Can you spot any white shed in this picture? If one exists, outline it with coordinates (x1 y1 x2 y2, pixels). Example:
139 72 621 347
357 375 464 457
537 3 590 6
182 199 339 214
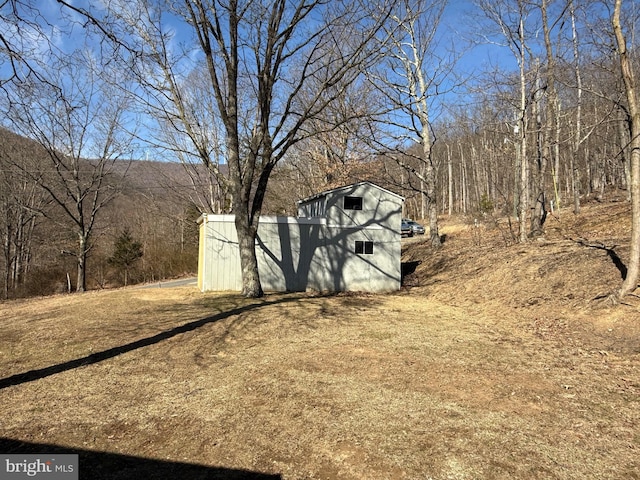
197 182 404 293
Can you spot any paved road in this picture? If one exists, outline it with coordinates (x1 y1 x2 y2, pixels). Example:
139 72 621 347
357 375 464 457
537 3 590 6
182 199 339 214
137 277 197 289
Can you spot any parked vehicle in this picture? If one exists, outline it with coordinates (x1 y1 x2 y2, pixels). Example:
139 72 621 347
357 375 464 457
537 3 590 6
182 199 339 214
401 220 414 237
407 220 425 235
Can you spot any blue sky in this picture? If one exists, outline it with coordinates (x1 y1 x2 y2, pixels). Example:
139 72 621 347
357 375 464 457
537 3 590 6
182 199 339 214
441 0 510 72
0 0 629 160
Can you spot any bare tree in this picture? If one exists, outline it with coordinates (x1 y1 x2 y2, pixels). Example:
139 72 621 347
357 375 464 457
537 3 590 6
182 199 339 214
96 0 393 297
4 50 134 292
149 66 231 215
569 0 584 215
612 0 640 299
529 0 562 238
476 0 532 243
366 0 454 247
0 129 51 298
0 0 53 90
286 76 384 197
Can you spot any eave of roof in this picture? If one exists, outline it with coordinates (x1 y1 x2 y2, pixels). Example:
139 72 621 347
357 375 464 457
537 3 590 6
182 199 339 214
296 181 405 205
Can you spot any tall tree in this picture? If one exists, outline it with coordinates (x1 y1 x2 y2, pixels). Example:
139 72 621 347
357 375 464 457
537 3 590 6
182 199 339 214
0 129 50 298
569 0 584 214
96 0 393 297
612 0 640 299
530 0 562 238
3 50 134 292
477 0 532 242
368 0 453 247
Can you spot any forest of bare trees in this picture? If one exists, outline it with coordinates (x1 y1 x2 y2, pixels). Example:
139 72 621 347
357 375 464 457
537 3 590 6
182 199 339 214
1 0 639 299
0 128 202 298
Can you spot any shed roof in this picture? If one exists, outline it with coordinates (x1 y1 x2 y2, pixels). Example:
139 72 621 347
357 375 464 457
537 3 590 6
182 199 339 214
197 213 325 225
296 181 404 206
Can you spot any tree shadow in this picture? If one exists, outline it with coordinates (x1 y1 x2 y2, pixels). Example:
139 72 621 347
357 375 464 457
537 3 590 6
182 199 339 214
0 295 299 390
574 239 628 280
401 261 420 284
256 184 403 293
605 248 628 280
0 438 281 479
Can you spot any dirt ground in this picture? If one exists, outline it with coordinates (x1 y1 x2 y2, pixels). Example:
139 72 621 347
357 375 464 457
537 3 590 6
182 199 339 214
0 198 639 479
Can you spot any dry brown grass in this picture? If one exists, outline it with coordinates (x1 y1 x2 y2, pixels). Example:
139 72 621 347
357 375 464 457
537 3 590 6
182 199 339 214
1 199 639 479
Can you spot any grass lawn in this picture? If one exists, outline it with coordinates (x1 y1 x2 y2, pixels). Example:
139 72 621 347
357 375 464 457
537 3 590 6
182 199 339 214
1 200 639 479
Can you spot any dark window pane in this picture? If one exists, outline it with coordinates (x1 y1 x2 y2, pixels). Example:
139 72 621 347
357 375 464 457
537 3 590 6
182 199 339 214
355 241 373 255
364 241 374 254
344 196 363 210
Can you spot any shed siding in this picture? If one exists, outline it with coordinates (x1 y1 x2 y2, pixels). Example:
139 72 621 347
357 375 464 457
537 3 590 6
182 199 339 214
325 184 401 229
297 197 326 218
198 220 205 291
258 217 327 291
199 182 403 293
199 215 242 291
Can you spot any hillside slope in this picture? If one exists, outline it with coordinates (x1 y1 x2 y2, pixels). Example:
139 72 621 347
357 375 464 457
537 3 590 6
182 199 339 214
402 198 640 353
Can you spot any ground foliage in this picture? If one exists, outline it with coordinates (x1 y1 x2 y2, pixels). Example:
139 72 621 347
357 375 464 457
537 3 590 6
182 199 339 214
0 199 638 479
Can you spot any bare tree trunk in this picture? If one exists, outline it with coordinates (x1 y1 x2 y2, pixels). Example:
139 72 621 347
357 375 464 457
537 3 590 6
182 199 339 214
531 0 559 236
235 215 262 298
227 121 263 298
618 107 632 201
613 0 640 299
530 62 547 237
460 143 468 214
420 178 425 220
76 234 87 292
447 144 453 216
517 21 529 243
422 133 441 247
1 219 11 299
553 97 562 211
471 144 481 210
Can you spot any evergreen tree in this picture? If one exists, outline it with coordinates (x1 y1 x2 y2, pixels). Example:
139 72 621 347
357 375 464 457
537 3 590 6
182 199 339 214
108 228 143 286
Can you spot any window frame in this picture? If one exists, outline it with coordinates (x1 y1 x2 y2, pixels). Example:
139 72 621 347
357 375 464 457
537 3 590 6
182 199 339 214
355 240 374 255
344 196 363 210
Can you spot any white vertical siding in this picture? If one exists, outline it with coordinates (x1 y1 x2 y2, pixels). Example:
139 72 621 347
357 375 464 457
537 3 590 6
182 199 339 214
198 183 404 293
199 215 242 291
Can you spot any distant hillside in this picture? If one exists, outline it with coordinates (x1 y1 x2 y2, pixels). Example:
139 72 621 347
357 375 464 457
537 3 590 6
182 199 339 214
0 129 205 297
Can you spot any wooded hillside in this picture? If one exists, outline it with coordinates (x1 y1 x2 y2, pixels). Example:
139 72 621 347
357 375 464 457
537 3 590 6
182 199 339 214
0 128 202 298
1 0 639 299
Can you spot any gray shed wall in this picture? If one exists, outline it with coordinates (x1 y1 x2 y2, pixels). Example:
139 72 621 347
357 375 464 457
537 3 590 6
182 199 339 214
199 182 403 293
322 183 402 230
199 219 401 293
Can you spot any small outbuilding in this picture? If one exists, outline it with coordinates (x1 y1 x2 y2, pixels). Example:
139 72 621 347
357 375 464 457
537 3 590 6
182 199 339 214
197 181 404 293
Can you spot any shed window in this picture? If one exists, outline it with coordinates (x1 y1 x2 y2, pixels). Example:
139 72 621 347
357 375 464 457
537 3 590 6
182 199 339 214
344 196 363 210
355 241 374 255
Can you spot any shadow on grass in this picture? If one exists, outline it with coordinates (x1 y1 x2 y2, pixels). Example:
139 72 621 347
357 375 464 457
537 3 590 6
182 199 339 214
401 261 420 278
0 438 281 479
574 238 628 280
0 295 300 390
